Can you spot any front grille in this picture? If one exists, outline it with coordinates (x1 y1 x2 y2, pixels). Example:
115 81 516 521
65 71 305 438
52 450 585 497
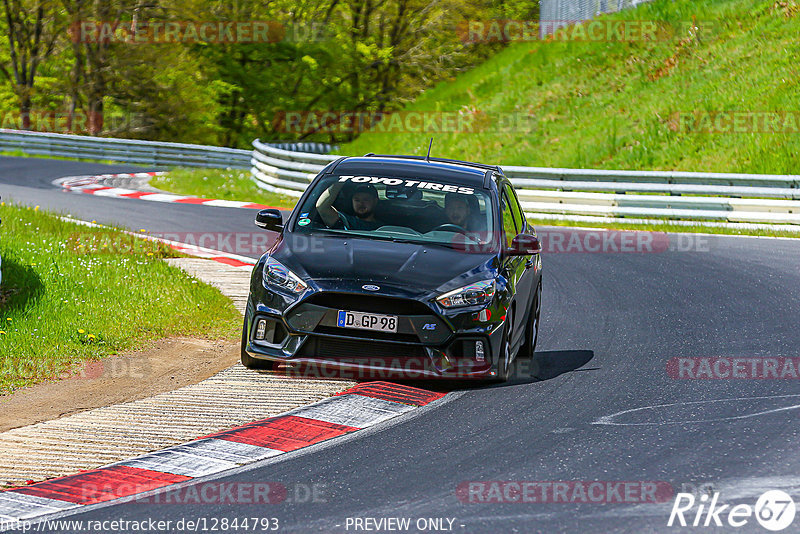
298 337 427 360
305 293 432 315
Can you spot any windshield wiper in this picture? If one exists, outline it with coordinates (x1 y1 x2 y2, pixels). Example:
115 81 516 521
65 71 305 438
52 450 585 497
304 229 481 249
387 237 482 249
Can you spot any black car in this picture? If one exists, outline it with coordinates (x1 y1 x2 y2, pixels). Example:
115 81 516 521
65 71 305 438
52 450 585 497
241 154 542 381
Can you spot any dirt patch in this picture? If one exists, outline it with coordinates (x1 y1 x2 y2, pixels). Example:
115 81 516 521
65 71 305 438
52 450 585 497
0 337 239 432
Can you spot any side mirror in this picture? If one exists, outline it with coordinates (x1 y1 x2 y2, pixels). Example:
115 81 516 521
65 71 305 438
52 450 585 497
255 209 283 232
508 233 541 256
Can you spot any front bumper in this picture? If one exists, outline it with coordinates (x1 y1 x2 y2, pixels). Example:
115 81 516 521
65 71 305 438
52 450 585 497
243 283 507 380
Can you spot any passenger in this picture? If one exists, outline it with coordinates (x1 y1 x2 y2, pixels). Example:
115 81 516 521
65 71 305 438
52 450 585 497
316 181 384 230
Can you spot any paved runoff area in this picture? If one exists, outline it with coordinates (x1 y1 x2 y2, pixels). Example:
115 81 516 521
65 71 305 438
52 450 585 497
0 258 356 488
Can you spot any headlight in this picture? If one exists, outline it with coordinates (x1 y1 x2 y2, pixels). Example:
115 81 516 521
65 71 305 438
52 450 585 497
263 256 308 293
436 280 495 308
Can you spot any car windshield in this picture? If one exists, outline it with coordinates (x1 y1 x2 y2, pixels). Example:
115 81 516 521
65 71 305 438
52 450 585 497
293 175 496 248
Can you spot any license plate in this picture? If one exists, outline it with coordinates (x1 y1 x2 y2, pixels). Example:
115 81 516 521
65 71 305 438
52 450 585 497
337 310 398 333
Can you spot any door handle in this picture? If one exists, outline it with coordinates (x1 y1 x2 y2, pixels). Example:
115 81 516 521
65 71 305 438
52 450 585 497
525 259 534 269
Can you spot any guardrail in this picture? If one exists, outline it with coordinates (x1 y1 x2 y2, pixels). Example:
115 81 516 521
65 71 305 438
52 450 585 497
539 0 654 37
0 129 253 169
266 141 338 154
3 130 796 227
250 139 800 226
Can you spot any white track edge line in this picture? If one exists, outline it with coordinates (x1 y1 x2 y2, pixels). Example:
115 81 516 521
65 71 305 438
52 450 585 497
56 215 258 265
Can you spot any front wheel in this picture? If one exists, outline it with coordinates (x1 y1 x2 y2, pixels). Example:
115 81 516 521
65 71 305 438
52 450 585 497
496 308 514 382
240 317 276 370
520 282 542 360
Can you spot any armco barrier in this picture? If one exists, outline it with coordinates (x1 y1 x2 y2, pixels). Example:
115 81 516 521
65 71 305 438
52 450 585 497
539 0 654 37
1 129 252 169
2 129 797 226
249 139 800 226
250 139 338 197
0 130 334 170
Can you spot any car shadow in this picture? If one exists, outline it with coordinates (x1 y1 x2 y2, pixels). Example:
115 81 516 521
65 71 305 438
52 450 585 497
423 349 596 391
510 349 596 384
268 350 595 393
353 350 596 392
0 254 44 314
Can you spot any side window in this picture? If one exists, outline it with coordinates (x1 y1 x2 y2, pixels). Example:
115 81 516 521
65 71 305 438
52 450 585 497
500 191 517 248
504 183 525 234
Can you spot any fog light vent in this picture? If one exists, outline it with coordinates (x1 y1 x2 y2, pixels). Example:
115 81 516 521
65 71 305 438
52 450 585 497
255 319 268 340
475 340 485 362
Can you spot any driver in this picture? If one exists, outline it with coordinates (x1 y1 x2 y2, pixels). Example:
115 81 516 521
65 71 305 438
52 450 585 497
444 192 480 231
316 181 384 230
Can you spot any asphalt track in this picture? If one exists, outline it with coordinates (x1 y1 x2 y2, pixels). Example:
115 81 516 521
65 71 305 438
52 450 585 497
2 155 800 533
0 156 255 234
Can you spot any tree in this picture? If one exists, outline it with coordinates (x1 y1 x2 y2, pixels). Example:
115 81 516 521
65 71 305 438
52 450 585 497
61 0 158 134
0 0 510 144
0 0 64 129
267 0 497 142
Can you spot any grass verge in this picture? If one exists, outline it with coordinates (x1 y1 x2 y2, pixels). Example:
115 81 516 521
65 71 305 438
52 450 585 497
152 168 297 209
337 0 800 175
0 202 240 394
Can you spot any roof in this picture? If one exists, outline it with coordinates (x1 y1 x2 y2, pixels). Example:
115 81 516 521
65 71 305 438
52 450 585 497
329 156 500 188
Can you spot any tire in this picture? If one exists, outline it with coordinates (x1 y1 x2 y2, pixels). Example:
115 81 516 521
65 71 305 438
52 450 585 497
240 317 276 370
496 308 514 382
519 282 542 360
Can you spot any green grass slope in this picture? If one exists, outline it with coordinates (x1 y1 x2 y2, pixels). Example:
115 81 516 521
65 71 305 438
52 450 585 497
0 203 240 393
339 0 800 174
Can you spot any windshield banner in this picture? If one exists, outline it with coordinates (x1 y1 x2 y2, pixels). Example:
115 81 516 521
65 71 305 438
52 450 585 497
337 175 475 195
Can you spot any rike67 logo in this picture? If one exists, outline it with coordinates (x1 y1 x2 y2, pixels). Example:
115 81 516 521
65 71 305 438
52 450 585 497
668 490 796 531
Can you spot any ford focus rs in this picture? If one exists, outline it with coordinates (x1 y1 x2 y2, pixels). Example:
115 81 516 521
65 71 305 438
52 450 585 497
241 154 542 381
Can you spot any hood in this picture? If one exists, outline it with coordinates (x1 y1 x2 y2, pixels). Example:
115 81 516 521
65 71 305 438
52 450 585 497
271 232 497 294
